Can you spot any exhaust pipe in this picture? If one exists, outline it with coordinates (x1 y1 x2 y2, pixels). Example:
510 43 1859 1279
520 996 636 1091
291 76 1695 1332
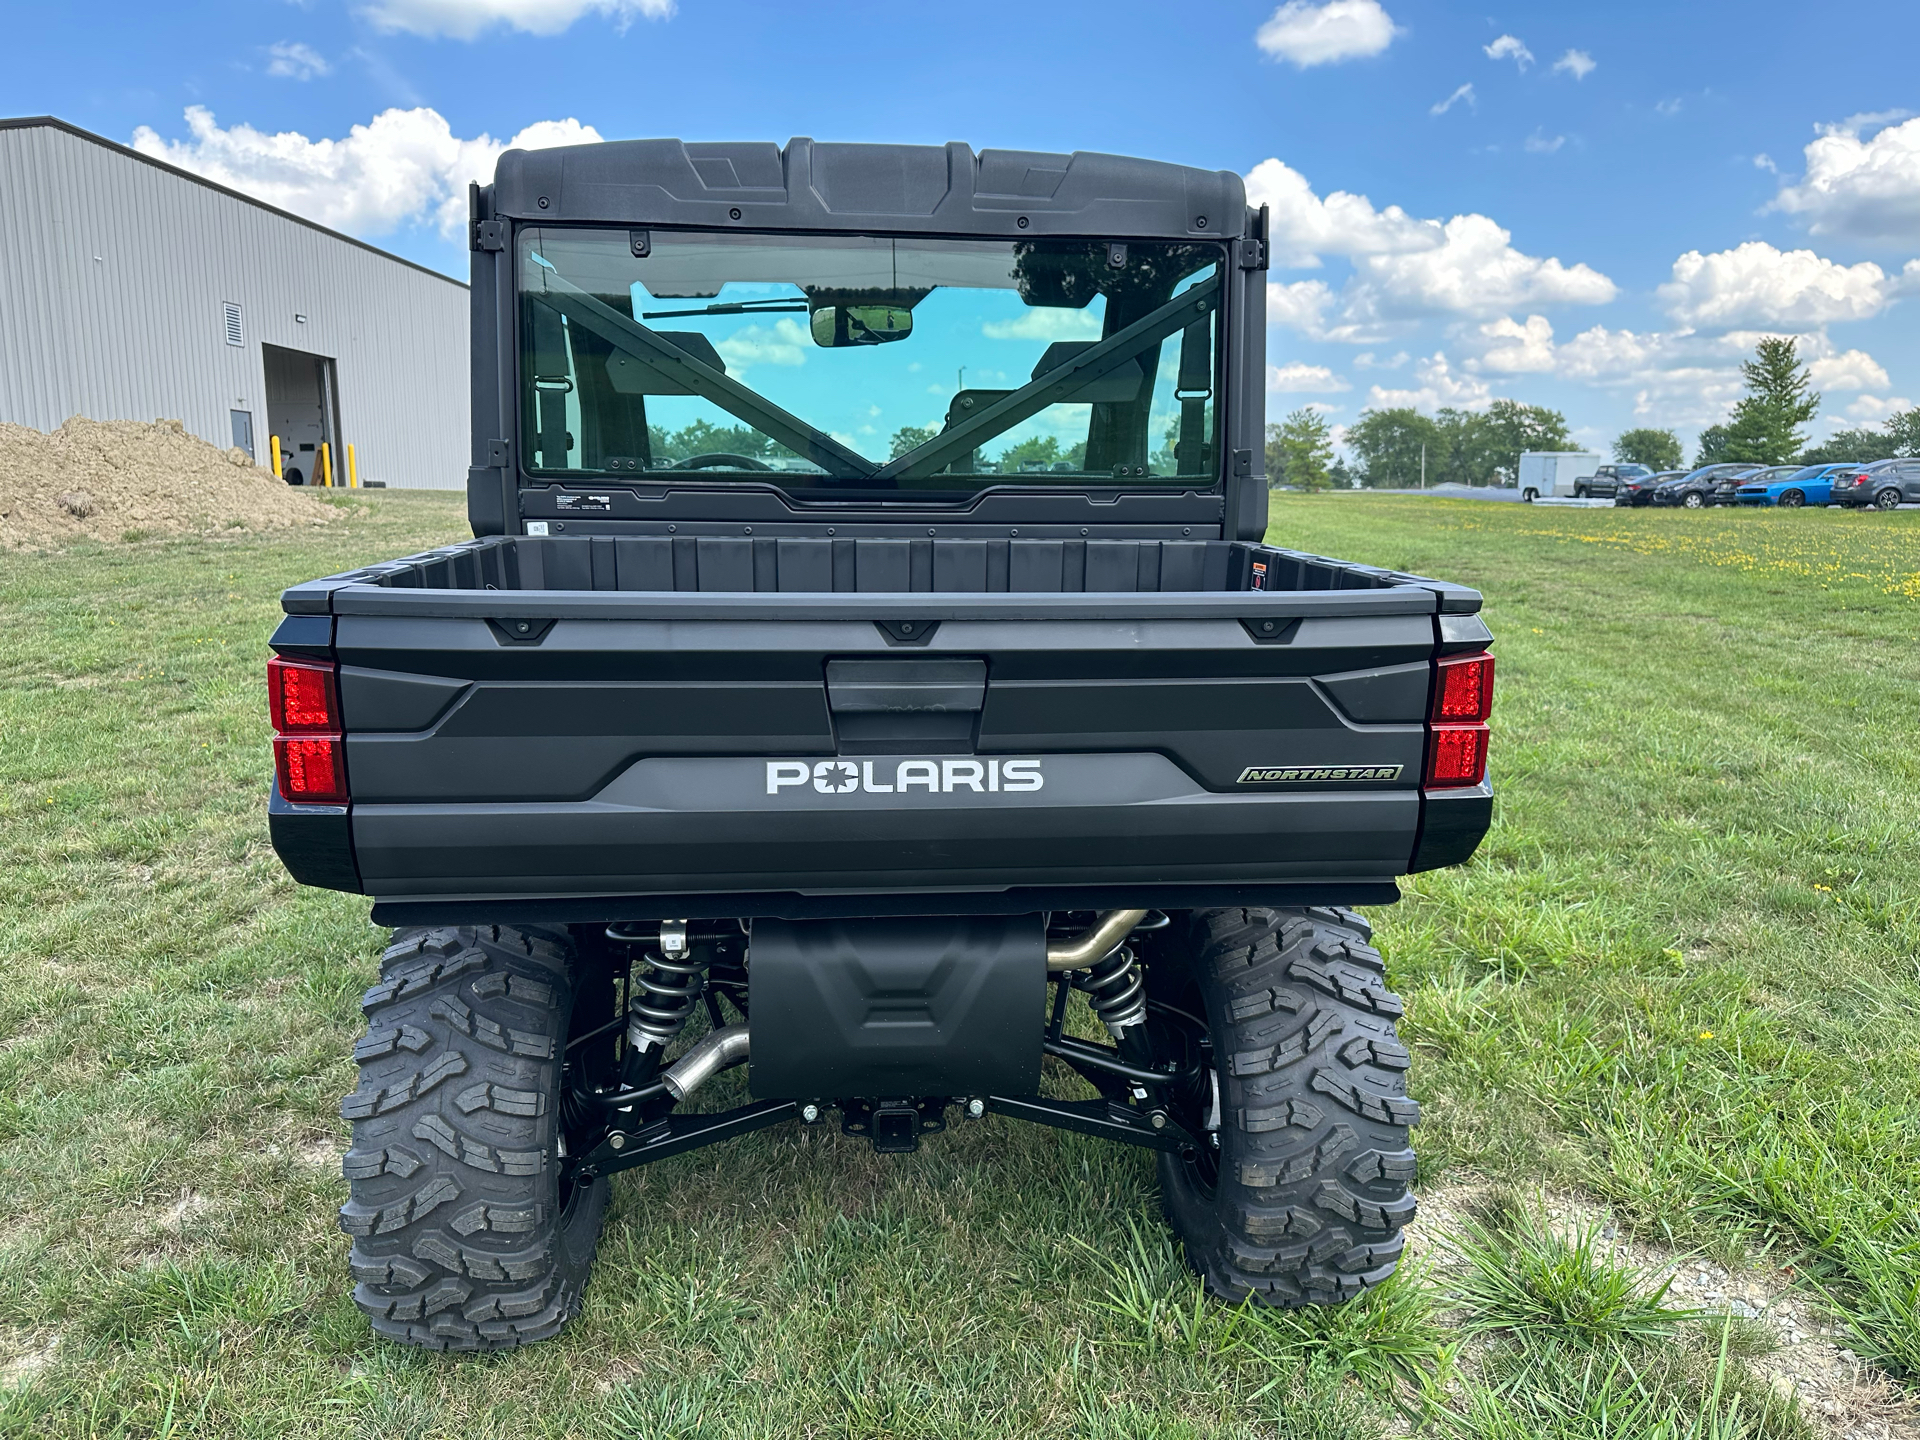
660 1024 749 1100
1045 909 1148 972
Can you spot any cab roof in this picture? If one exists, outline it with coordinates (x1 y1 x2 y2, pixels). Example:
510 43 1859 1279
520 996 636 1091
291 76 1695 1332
491 137 1249 242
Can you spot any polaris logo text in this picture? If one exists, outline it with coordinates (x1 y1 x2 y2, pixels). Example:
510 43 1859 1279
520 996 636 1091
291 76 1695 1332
1237 764 1404 783
768 759 1043 795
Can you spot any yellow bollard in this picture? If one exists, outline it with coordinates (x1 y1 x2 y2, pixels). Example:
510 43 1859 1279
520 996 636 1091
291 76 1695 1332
270 434 282 479
348 443 359 489
320 442 333 487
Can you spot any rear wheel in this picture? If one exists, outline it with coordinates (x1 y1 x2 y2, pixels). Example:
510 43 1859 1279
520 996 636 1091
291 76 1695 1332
1780 490 1805 508
1682 492 1705 509
1151 907 1417 1305
1875 488 1902 511
339 924 612 1350
1522 488 1537 503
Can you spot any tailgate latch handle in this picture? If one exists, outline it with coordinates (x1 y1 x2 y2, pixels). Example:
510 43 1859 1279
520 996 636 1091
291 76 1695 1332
825 659 986 714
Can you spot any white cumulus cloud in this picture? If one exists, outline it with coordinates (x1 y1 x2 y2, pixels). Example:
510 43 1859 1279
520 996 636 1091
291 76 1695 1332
1658 241 1892 328
265 42 330 80
981 309 1103 342
1267 362 1350 393
359 0 675 40
130 105 602 239
1264 279 1338 336
1806 348 1890 392
1844 394 1914 424
1431 84 1475 117
1474 314 1557 373
1365 352 1491 412
1770 115 1920 243
1245 160 1616 332
716 318 809 372
1484 34 1533 70
1244 158 1440 267
1346 212 1616 320
1552 49 1596 80
1255 0 1398 67
1555 325 1658 381
1525 131 1566 155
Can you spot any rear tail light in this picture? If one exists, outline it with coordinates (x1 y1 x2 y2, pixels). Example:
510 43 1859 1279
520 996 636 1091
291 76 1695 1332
268 656 347 803
274 735 349 803
1426 650 1494 788
1432 652 1495 722
1426 724 1490 787
268 657 339 732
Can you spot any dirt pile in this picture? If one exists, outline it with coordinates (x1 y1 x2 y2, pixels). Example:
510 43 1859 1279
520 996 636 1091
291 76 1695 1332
0 416 342 547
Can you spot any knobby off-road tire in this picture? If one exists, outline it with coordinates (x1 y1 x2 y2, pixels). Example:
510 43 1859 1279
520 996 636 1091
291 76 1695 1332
1156 907 1418 1305
338 924 610 1350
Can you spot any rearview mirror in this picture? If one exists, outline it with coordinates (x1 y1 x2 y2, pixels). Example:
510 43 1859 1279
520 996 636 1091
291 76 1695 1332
810 305 913 347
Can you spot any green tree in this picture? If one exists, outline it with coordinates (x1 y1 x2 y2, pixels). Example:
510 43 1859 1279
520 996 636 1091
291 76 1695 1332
1269 407 1334 490
1720 337 1820 464
1347 407 1447 488
998 435 1061 470
889 425 936 460
1430 408 1492 487
1475 399 1572 485
1695 424 1731 466
650 419 780 463
1328 455 1357 489
1425 401 1571 487
1799 427 1892 465
1883 407 1920 457
1613 427 1682 471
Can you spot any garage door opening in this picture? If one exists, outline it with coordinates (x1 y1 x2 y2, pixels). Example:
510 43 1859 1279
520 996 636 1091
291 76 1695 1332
263 343 344 486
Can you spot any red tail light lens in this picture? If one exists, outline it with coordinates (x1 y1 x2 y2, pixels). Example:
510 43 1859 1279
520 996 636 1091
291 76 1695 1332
268 657 339 732
1432 652 1495 722
1426 724 1490 787
269 656 346 803
274 735 348 803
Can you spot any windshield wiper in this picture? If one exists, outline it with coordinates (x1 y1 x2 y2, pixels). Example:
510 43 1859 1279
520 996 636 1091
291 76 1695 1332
640 299 809 320
533 271 877 479
875 275 1221 482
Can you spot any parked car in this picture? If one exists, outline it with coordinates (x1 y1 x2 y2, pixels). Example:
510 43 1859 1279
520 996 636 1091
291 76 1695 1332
1651 463 1762 508
1577 463 1655 500
1831 457 1920 510
1612 469 1681 506
1734 463 1850 507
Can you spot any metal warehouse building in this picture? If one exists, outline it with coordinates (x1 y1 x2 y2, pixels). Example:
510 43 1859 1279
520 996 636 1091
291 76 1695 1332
0 116 468 488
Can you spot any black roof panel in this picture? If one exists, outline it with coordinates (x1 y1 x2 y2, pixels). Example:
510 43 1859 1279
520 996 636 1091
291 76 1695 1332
493 137 1248 240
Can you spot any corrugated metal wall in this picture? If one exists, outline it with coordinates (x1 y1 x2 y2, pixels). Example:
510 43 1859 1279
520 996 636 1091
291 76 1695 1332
0 123 469 488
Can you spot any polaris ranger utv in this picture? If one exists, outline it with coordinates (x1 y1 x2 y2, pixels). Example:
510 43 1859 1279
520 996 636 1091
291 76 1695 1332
265 136 1494 1350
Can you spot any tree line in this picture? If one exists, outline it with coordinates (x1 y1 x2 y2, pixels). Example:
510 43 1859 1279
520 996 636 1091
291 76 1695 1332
1265 337 1919 490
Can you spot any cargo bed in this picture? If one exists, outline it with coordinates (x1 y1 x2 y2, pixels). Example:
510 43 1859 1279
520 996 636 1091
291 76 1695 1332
268 535 1493 922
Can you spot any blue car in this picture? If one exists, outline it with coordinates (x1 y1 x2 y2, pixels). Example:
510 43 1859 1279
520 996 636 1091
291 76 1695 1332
1734 463 1849 507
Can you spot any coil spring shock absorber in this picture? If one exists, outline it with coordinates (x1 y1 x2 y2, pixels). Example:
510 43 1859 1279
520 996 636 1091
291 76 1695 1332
1072 944 1147 1038
608 920 707 1057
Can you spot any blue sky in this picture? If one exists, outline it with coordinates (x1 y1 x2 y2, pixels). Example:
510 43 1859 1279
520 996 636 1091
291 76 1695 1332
16 0 1920 458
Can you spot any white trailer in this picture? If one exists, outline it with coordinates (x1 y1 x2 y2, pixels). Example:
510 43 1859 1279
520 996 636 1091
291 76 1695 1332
1517 451 1605 502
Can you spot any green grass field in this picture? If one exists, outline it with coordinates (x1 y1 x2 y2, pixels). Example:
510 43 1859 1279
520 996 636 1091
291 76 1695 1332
1 490 1915 1437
